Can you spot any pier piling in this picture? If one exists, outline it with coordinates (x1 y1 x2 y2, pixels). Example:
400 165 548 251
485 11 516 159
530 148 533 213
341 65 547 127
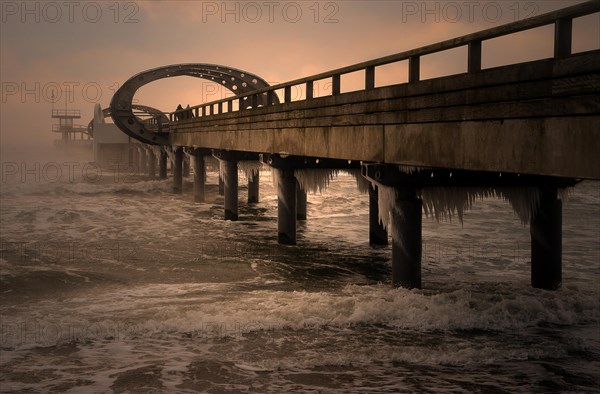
183 156 190 177
173 147 183 193
248 171 259 204
278 168 297 245
531 187 562 290
193 152 206 203
148 149 156 179
224 160 239 220
391 188 422 289
131 146 139 172
139 148 147 173
159 150 167 179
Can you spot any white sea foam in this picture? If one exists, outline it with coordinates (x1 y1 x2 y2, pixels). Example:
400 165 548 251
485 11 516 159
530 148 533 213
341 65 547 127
12 282 594 349
0 177 173 197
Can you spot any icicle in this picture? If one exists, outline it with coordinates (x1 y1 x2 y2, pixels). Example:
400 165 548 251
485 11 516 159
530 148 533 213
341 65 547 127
366 179 396 230
217 158 224 181
164 146 174 162
558 187 573 202
377 184 397 230
343 169 371 195
398 165 429 175
238 161 263 182
294 169 339 194
418 187 541 225
420 188 477 224
190 153 199 173
204 155 220 173
150 146 163 157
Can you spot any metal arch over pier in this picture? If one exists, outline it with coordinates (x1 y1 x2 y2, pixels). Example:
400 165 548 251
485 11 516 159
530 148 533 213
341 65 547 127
109 1 600 290
109 64 278 145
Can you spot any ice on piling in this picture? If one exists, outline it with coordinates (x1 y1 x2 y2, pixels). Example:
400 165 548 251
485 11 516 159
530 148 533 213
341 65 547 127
344 168 371 195
420 187 541 225
372 181 546 229
294 169 340 194
398 165 430 175
238 161 263 182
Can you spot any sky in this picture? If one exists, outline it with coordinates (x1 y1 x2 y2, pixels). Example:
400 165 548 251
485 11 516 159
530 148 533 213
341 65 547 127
0 0 598 155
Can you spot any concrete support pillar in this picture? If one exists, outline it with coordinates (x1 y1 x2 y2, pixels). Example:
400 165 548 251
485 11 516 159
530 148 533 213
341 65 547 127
173 147 183 194
296 180 307 221
183 155 190 177
391 188 422 289
131 146 139 172
223 160 238 220
369 185 388 246
148 149 156 179
248 171 260 204
128 145 133 166
159 150 168 179
219 173 225 196
277 168 297 245
139 148 148 173
193 153 206 203
531 187 562 290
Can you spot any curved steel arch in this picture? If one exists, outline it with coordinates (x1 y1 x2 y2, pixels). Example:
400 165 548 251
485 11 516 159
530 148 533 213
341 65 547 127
109 64 277 146
87 104 168 137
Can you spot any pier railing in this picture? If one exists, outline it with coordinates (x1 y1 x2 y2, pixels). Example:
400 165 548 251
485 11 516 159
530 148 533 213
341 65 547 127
166 0 599 125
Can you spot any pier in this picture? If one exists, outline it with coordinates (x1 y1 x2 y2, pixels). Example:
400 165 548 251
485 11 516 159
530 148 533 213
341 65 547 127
109 2 600 290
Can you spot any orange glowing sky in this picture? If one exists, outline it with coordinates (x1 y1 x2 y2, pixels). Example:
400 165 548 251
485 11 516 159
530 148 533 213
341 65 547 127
1 0 598 153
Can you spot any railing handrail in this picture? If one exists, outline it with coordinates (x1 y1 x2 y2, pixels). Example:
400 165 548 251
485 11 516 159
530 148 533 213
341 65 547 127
169 0 599 120
51 109 81 117
52 124 89 132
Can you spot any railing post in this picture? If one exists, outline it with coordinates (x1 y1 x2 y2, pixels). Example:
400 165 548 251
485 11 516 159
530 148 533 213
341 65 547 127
218 101 223 114
306 80 314 99
169 113 173 122
202 106 206 117
267 90 276 105
332 74 341 95
251 94 258 108
228 99 233 112
284 86 291 103
194 108 199 117
365 66 375 90
468 40 482 73
409 56 420 83
239 97 245 110
555 17 572 58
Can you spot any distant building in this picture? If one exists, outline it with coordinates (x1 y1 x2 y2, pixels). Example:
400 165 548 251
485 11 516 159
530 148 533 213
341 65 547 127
91 104 131 167
51 107 92 150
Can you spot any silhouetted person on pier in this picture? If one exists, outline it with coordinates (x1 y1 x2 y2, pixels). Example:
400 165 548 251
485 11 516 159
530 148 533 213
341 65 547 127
186 104 193 119
175 104 183 121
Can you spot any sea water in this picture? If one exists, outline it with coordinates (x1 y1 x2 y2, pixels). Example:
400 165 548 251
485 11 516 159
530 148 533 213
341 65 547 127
0 156 598 393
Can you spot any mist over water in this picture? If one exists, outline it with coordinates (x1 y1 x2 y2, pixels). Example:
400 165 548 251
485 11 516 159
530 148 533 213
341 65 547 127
0 147 599 393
